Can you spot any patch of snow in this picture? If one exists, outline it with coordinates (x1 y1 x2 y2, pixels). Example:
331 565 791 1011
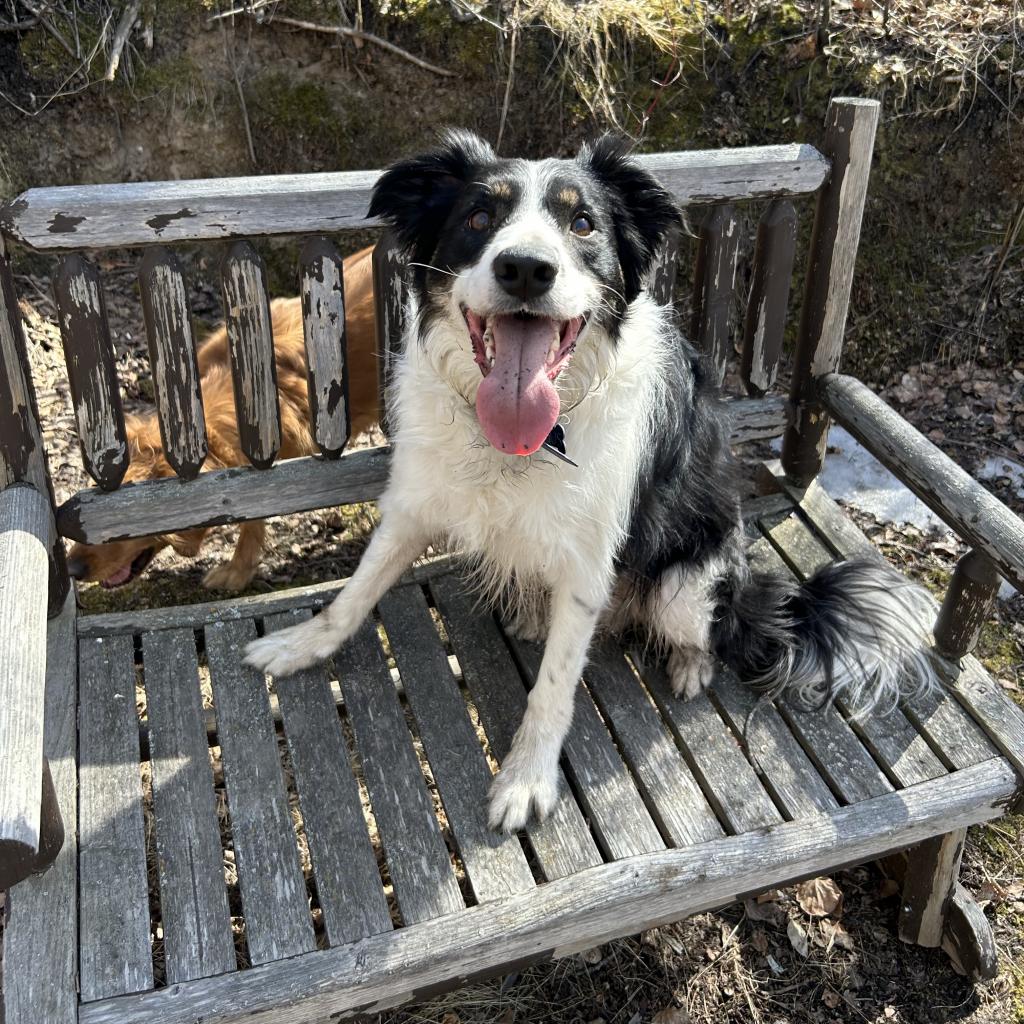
771 427 952 534
976 456 1024 499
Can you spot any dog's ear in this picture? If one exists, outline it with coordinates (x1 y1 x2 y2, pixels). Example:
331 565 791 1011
579 135 681 302
369 129 495 258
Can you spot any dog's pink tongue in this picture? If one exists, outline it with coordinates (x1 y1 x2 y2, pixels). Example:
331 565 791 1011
475 315 559 456
102 564 132 588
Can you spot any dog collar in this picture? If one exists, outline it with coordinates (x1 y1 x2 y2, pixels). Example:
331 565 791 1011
541 424 577 467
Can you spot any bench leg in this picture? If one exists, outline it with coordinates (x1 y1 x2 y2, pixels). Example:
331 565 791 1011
892 549 1000 979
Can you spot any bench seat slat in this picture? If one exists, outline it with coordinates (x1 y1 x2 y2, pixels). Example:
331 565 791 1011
332 618 465 924
78 634 152 1001
583 642 727 844
630 653 784 834
377 586 536 902
263 610 392 946
430 575 602 880
3 597 79 1024
204 619 315 965
141 629 235 984
505 634 664 859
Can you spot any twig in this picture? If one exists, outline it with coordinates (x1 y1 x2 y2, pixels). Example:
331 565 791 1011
257 13 457 77
0 15 37 31
20 0 76 59
217 16 257 168
496 2 519 153
104 0 142 82
207 0 276 22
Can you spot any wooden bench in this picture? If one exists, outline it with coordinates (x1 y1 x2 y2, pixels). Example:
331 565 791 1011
2 98 1023 1024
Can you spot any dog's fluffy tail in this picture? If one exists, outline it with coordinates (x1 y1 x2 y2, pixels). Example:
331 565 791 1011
712 558 943 716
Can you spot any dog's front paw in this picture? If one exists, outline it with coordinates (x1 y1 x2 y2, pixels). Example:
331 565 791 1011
668 646 715 700
487 760 559 833
202 563 255 592
244 616 338 677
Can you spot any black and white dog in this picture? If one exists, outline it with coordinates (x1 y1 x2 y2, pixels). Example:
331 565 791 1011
246 132 939 832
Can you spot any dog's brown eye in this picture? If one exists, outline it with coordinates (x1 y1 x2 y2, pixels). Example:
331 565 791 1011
468 209 492 231
571 214 594 237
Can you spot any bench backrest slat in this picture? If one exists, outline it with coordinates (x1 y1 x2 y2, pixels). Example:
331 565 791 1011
690 205 742 386
54 254 128 491
221 241 281 469
300 236 351 459
138 247 208 479
372 231 408 437
741 199 798 396
0 144 829 252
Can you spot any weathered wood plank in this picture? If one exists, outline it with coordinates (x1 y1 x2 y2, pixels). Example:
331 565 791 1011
221 241 281 469
372 232 406 436
781 98 880 486
943 880 999 981
78 553 457 637
505 634 664 859
643 221 681 309
78 757 1019 1024
429 575 602 880
58 397 785 545
54 253 128 489
377 586 536 900
332 617 465 924
138 247 207 479
78 633 152 1001
300 236 349 458
0 485 52 886
58 444 392 543
821 372 1024 592
141 629 235 984
4 595 78 1024
631 651 784 834
709 673 840 819
934 549 1001 661
899 829 965 947
204 618 315 964
690 204 741 385
0 246 68 613
741 199 797 395
264 610 391 946
583 642 726 844
4 144 829 252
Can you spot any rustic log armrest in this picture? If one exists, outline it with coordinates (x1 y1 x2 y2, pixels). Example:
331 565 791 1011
818 372 1024 593
0 483 64 890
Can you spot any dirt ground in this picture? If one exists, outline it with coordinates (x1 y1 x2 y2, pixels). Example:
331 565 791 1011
1 251 1021 1024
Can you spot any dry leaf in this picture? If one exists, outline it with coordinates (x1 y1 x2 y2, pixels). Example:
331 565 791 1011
441 1015 461 1024
745 896 785 926
796 877 844 918
787 918 810 958
822 988 842 1009
751 928 770 954
818 919 856 952
756 889 781 903
581 946 603 965
766 953 785 975
495 1011 515 1024
876 878 900 899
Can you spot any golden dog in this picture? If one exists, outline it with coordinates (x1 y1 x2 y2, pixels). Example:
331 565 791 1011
67 245 378 591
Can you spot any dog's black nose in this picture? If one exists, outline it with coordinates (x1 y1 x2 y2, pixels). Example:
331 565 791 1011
492 249 558 299
66 557 87 580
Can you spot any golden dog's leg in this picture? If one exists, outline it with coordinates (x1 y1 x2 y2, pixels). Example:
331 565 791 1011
202 520 266 591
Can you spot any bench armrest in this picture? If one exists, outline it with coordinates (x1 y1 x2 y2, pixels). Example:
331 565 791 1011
818 372 1024 593
0 483 63 889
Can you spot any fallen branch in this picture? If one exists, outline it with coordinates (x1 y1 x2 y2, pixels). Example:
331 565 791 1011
256 13 457 77
104 0 142 82
0 15 38 32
